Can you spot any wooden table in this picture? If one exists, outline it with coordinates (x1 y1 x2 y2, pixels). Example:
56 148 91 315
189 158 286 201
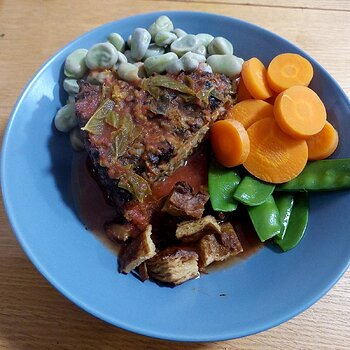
0 1 349 349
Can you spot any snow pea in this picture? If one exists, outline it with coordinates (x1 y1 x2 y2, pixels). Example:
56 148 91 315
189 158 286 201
275 193 309 251
208 160 241 212
233 175 275 206
247 194 281 242
275 193 294 240
277 159 350 191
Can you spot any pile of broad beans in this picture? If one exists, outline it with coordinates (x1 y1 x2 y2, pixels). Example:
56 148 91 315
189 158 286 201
54 15 244 149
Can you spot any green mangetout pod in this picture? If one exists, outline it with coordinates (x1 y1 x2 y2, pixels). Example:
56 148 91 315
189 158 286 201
233 175 275 206
208 160 241 212
277 159 350 192
64 48 88 79
247 194 281 242
275 194 294 240
107 33 126 52
275 193 309 251
85 42 119 69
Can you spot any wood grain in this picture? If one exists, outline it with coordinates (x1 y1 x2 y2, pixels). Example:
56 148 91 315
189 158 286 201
0 0 349 349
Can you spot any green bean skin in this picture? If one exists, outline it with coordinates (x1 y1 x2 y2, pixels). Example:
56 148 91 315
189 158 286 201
233 175 275 206
130 28 151 61
208 160 241 212
107 33 126 52
277 159 350 191
247 195 281 242
148 16 174 39
196 33 214 47
208 37 233 55
85 43 118 69
275 193 309 251
275 194 294 240
54 104 77 132
144 52 178 75
64 48 88 79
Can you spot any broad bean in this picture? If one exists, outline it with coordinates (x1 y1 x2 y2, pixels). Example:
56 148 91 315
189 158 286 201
69 127 85 151
130 28 151 61
133 62 147 78
63 78 79 96
117 62 141 83
155 31 177 47
143 44 165 60
170 34 199 57
193 45 206 57
144 52 178 75
64 49 88 79
196 33 214 47
87 70 112 85
166 52 205 74
66 95 76 105
85 42 119 69
148 16 174 39
207 54 243 78
107 33 126 52
124 50 135 63
198 62 213 73
54 103 77 132
172 28 187 38
208 37 233 55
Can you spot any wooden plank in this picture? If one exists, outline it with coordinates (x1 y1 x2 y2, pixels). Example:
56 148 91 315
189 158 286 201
156 0 350 11
0 1 349 349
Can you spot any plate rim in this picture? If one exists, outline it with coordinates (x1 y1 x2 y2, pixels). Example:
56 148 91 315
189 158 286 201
1 10 350 342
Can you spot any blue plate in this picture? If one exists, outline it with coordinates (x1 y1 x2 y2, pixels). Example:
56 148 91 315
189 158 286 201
1 11 350 342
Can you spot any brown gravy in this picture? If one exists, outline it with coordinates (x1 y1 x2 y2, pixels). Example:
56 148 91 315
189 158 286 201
71 153 263 265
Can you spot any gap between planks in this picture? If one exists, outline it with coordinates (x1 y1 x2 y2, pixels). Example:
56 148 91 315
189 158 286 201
148 0 350 13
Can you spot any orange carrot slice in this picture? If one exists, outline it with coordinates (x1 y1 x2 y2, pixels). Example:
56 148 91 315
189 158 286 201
241 57 274 100
237 78 252 102
306 121 339 160
274 86 326 139
243 118 308 183
210 119 250 168
267 53 314 93
226 99 274 129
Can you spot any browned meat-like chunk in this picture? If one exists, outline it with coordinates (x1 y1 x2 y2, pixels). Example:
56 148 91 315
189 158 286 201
104 222 138 242
198 222 243 267
162 182 209 219
146 247 199 285
175 215 221 242
118 225 156 273
218 222 243 254
75 69 237 229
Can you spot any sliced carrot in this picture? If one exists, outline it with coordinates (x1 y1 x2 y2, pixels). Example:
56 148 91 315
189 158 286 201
210 119 250 168
274 86 326 139
237 78 252 102
306 121 339 160
267 53 313 93
243 118 308 183
241 57 274 100
226 99 274 129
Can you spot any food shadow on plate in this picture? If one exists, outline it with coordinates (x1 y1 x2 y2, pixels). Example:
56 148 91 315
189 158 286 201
43 63 80 221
